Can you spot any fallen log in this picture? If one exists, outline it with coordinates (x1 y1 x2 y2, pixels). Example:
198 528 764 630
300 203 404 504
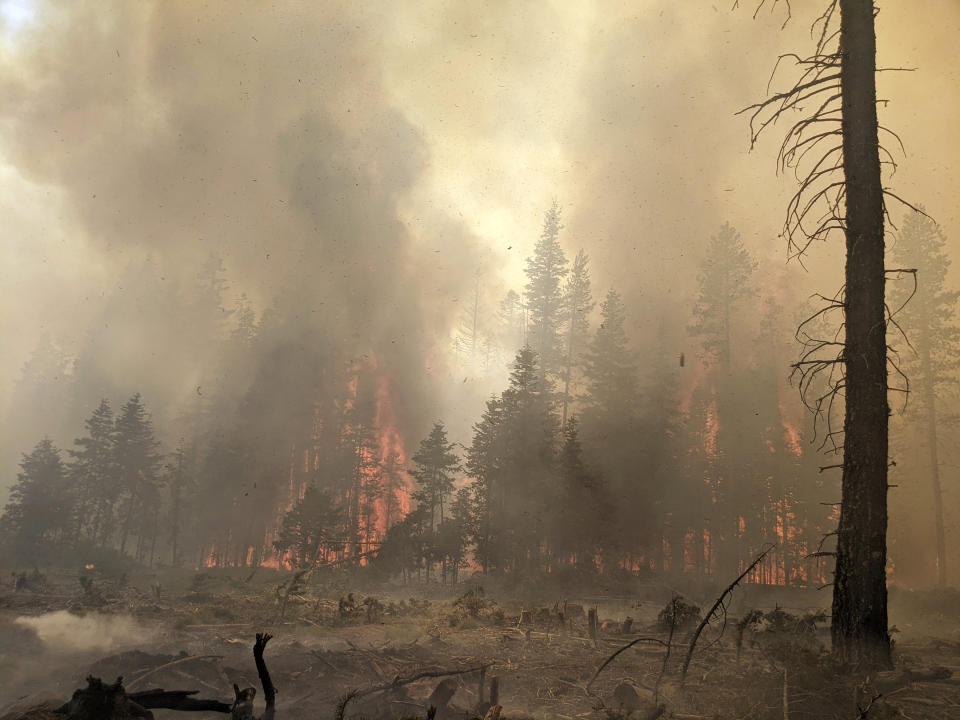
425 678 458 712
129 689 231 714
873 666 953 693
16 634 276 720
55 677 153 720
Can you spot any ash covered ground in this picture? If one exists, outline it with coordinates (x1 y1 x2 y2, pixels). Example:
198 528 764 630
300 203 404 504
2 567 959 720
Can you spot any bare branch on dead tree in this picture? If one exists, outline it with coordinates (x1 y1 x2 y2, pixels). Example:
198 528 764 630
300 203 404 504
791 289 846 453
738 1 926 465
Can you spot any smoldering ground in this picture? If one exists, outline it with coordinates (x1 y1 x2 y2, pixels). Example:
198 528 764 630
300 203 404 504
0 610 155 708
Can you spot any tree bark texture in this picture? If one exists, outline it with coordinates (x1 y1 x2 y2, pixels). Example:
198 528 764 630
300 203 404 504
831 0 892 670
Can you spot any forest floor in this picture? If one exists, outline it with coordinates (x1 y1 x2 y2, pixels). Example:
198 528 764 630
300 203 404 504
1 566 959 720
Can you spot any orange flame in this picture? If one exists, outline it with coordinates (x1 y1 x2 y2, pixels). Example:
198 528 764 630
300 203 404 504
782 421 803 459
702 399 719 460
372 370 412 532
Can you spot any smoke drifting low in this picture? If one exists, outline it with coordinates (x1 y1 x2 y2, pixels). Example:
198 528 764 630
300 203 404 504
15 611 152 654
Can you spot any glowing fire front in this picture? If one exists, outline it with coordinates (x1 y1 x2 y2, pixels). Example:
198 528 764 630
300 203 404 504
201 354 413 570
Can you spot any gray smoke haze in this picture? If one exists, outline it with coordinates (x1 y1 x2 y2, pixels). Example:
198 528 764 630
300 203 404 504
559 2 959 339
0 0 489 461
0 1 958 584
15 610 153 653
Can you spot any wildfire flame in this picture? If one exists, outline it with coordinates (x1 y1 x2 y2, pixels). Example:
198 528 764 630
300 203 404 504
239 352 412 570
373 370 412 529
702 399 719 461
782 420 803 459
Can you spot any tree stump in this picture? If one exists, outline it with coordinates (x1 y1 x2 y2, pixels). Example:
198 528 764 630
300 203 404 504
56 677 152 720
588 607 599 647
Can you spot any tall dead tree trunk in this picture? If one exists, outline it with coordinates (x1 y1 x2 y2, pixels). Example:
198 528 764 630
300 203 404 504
831 0 891 669
740 0 915 668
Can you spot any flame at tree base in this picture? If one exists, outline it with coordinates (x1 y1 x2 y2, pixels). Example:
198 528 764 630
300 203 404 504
200 353 412 571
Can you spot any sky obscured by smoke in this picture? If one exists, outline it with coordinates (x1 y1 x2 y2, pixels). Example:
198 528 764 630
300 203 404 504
0 0 957 497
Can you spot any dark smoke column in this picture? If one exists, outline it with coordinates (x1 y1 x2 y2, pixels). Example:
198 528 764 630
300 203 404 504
831 0 891 670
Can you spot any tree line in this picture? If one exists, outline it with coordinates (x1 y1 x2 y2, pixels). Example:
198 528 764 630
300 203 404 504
2 207 952 588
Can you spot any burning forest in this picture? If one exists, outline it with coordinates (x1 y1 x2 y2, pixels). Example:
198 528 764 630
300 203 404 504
1 1 959 719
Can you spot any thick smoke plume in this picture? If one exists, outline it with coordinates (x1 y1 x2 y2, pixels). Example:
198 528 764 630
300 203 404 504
0 0 487 468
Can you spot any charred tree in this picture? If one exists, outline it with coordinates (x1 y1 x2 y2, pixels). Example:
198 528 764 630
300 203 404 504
832 0 891 670
740 0 914 669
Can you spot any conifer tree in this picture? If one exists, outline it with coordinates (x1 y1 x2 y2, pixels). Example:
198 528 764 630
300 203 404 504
380 451 406 532
582 290 638 417
165 440 198 567
580 291 649 566
69 399 119 545
336 374 384 562
411 423 460 531
466 396 507 574
5 336 72 486
114 393 162 556
456 272 486 374
466 347 558 574
342 417 381 560
497 289 526 357
551 417 604 571
274 485 343 568
440 486 475 583
524 201 569 379
688 222 756 369
411 422 460 581
2 438 73 549
560 249 594 427
889 209 959 586
687 225 755 576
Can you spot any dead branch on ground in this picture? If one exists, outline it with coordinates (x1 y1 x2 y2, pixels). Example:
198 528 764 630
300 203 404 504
125 655 225 691
336 662 495 718
587 636 669 693
681 545 775 683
